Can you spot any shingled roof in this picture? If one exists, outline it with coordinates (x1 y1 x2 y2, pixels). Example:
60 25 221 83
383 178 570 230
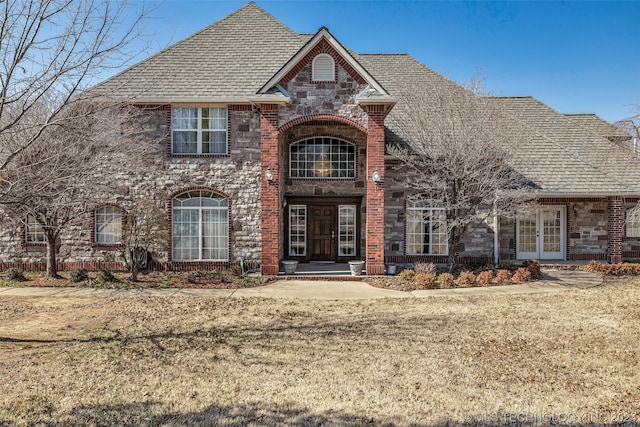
490 97 640 195
93 2 640 195
92 3 310 101
564 113 631 142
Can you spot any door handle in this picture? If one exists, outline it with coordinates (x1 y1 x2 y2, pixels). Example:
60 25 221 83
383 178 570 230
332 230 335 240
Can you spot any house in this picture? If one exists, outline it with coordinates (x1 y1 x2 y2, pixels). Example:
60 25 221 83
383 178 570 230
1 2 639 275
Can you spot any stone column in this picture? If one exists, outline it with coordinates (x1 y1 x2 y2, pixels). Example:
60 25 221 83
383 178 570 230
607 196 623 264
260 104 281 275
365 106 386 275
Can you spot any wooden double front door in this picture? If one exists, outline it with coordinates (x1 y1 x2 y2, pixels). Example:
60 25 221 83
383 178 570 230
287 198 360 262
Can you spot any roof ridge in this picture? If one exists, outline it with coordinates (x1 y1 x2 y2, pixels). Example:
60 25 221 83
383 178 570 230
358 53 411 56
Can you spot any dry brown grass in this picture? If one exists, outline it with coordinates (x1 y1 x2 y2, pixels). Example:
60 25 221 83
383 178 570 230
0 278 639 426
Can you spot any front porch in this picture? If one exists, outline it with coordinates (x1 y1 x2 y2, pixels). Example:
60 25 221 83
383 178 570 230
279 262 365 281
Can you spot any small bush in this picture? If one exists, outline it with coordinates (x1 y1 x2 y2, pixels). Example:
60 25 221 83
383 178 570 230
436 273 454 289
585 260 602 273
5 268 27 282
70 268 89 283
476 270 494 286
522 260 542 280
413 262 437 275
598 263 640 277
494 269 512 285
97 270 115 283
511 267 531 284
398 269 416 282
414 273 437 289
455 271 476 288
229 264 243 277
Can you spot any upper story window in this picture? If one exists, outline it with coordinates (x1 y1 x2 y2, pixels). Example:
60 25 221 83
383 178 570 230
406 198 448 255
312 53 335 82
25 214 46 244
172 107 227 155
290 137 355 179
95 206 122 244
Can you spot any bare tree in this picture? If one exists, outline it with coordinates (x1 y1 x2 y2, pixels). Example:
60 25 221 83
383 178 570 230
388 82 533 268
615 104 640 154
0 0 153 175
120 200 168 281
0 101 163 278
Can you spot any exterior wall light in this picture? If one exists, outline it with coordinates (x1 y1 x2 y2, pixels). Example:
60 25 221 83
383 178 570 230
265 167 273 182
371 169 382 184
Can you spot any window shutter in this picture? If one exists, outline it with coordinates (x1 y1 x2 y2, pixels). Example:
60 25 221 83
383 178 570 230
312 54 335 81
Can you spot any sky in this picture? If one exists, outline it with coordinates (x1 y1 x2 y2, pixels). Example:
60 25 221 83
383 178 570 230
134 0 639 123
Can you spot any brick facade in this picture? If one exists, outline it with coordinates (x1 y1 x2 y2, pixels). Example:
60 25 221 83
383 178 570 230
259 104 281 275
365 106 386 275
607 196 624 263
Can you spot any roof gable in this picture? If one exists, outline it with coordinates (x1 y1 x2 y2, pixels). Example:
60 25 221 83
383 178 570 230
258 28 388 96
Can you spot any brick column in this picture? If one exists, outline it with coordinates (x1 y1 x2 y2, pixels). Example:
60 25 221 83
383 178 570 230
607 196 623 264
260 104 281 275
365 106 386 275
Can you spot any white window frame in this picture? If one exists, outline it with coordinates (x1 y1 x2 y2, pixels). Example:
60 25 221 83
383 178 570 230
288 205 307 256
172 191 229 261
171 107 228 155
95 206 122 244
406 199 448 255
25 214 46 244
626 221 640 237
338 205 356 256
312 53 335 81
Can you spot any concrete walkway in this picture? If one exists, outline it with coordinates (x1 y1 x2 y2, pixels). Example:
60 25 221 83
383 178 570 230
0 269 602 300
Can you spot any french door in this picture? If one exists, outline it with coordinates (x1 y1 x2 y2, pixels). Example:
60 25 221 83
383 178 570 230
517 206 565 260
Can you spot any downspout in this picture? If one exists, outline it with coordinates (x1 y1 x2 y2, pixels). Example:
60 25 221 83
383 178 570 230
493 198 499 266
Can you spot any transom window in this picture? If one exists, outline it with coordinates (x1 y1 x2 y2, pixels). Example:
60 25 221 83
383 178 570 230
95 206 122 244
406 198 448 255
290 137 355 179
172 191 229 261
172 107 227 154
25 214 45 244
312 53 335 81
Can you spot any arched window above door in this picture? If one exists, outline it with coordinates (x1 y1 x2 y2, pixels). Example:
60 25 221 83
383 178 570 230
289 137 355 179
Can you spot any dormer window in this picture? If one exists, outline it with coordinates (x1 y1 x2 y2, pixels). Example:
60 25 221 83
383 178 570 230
312 53 335 82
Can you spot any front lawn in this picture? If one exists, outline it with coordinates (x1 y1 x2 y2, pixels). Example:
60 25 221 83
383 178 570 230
0 278 638 425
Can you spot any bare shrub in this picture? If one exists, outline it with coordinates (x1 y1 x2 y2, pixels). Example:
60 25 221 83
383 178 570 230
436 273 454 289
511 268 532 284
494 269 512 285
414 273 437 290
455 271 476 288
399 269 416 282
476 270 494 286
413 262 437 275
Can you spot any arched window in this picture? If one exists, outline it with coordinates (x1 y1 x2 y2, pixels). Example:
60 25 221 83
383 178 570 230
312 53 335 81
95 206 122 244
172 190 228 261
290 137 356 179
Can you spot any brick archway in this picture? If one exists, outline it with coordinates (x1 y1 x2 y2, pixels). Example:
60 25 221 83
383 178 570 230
279 114 368 135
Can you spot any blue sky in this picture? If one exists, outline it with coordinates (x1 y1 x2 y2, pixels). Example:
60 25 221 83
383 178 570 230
139 1 639 122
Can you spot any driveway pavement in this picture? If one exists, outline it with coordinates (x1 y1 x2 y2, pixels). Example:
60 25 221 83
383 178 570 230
0 269 602 300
